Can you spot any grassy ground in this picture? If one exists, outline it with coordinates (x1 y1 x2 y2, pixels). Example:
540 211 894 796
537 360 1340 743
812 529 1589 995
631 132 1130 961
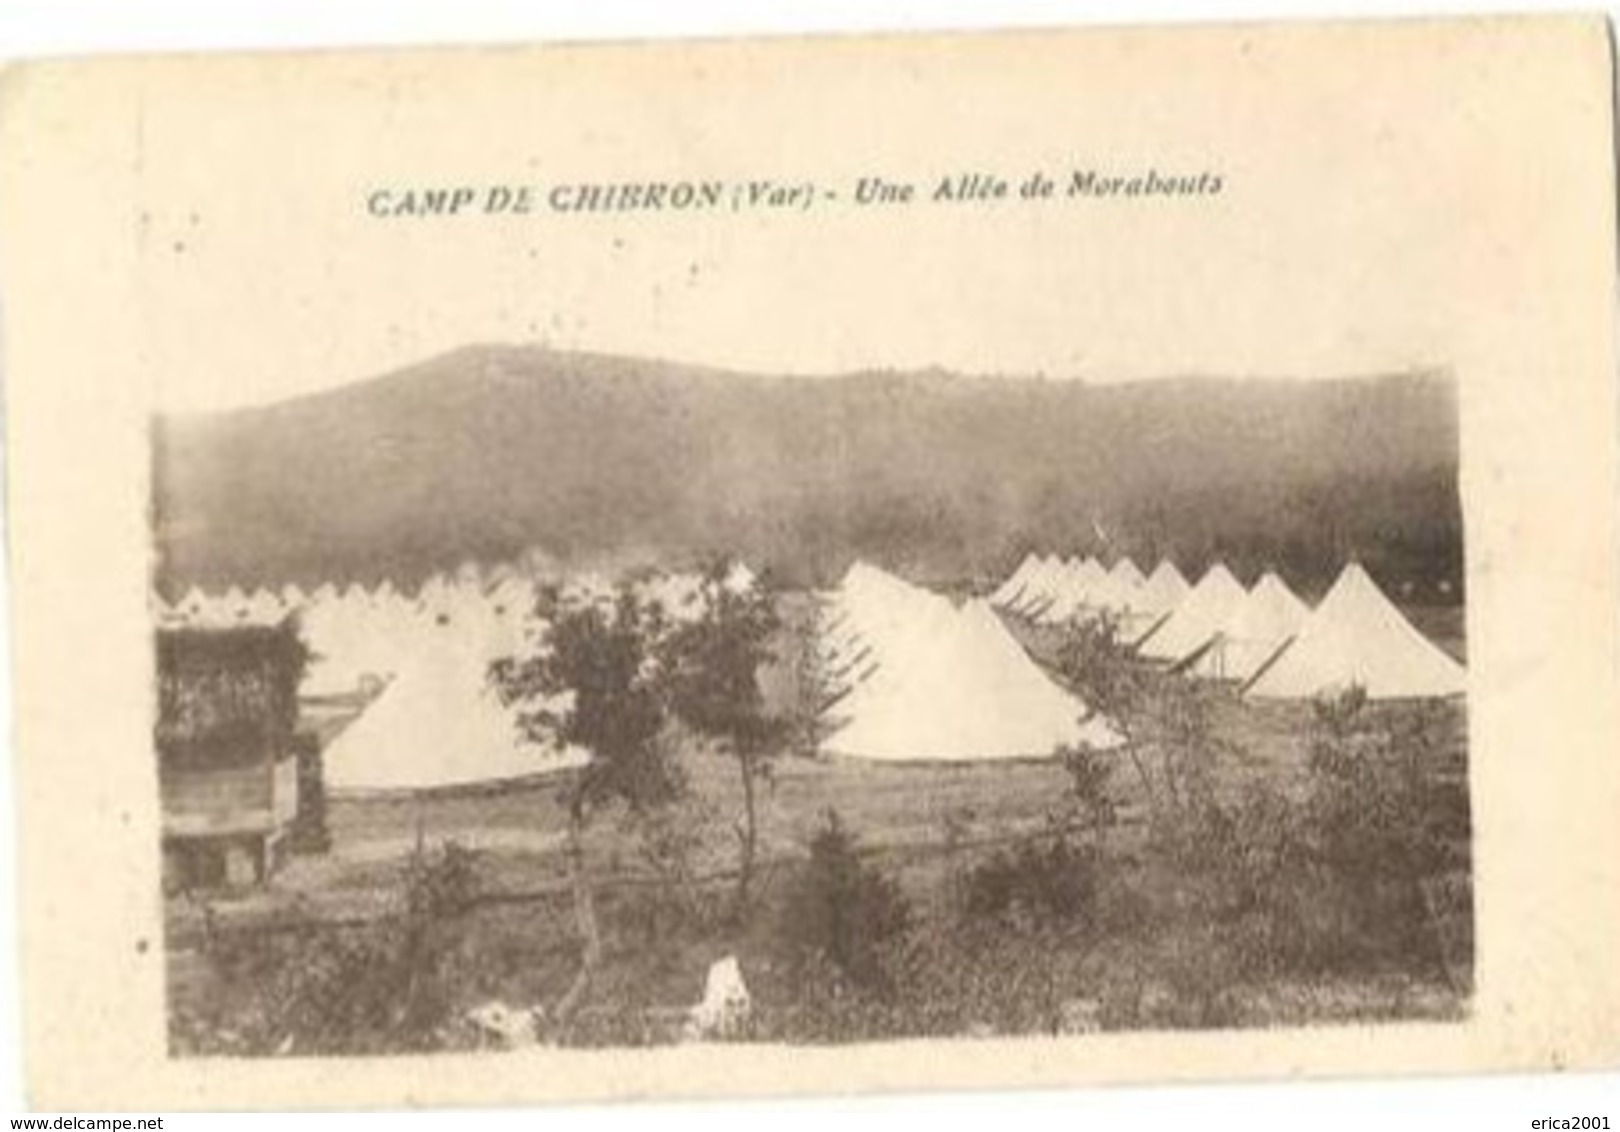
166 595 1472 1051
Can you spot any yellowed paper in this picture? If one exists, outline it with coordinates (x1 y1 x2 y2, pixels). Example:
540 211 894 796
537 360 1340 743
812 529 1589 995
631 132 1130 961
1 15 1618 1110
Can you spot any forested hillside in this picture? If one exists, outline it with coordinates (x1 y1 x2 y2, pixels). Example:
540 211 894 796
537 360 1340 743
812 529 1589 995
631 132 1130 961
152 347 1460 597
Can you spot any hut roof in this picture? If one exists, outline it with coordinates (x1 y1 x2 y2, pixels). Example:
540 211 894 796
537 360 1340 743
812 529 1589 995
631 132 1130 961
155 622 307 764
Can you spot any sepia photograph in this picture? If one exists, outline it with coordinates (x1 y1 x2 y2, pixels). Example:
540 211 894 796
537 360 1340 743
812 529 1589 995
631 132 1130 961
151 351 1471 1054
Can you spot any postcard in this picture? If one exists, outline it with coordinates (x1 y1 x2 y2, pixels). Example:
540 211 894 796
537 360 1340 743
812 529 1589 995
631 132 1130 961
1 15 1617 1110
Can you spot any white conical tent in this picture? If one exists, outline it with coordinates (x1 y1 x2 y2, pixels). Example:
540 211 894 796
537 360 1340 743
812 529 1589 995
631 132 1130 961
323 631 588 793
487 575 538 619
372 579 402 605
150 590 181 627
827 562 952 661
1067 558 1111 619
246 587 285 623
825 591 962 726
959 599 1121 749
416 574 462 624
175 585 213 623
1007 555 1062 616
1246 563 1465 699
816 611 877 694
303 591 384 696
1138 563 1248 660
820 565 1120 762
1086 557 1146 616
415 572 452 610
991 554 1042 607
1138 560 1192 617
365 581 420 658
220 585 251 622
1029 555 1074 617
1022 556 1102 624
342 582 373 616
1001 555 1046 612
1108 557 1146 592
1186 571 1311 682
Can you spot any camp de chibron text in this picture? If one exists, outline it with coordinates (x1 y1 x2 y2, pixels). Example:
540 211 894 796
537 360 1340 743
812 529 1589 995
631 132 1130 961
364 168 1225 219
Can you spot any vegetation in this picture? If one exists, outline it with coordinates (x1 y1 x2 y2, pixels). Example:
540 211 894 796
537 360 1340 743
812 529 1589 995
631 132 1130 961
488 585 683 1033
286 730 331 854
170 841 479 1056
961 826 1098 931
659 563 791 914
153 350 1460 597
169 595 1470 1053
1053 613 1237 842
775 810 914 998
1297 688 1471 979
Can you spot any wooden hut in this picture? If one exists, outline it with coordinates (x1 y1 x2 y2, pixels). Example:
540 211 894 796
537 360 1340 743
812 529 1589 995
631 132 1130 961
155 622 310 890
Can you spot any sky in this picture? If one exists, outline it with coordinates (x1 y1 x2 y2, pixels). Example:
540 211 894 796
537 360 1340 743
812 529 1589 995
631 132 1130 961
107 24 1505 413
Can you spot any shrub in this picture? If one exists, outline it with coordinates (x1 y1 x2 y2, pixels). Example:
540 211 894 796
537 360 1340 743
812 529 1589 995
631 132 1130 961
287 731 331 854
1060 744 1118 835
657 562 788 912
614 801 723 952
961 828 1099 931
1148 690 1467 985
175 840 481 1056
1052 615 1153 733
774 810 913 997
1300 689 1465 975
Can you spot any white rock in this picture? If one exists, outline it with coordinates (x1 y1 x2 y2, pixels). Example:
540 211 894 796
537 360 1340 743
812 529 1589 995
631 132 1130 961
683 956 751 1041
466 1000 543 1048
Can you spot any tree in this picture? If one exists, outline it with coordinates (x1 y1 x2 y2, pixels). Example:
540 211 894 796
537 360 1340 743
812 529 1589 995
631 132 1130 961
1052 613 1238 856
1051 614 1157 806
1059 741 1118 846
489 584 681 1033
1302 687 1464 973
1051 614 1152 740
659 561 788 914
776 810 913 996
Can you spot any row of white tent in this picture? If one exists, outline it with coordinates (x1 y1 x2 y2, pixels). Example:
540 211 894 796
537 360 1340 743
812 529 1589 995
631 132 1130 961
993 554 1189 641
993 553 1465 699
156 575 553 700
153 565 759 699
156 573 581 631
155 564 758 794
816 562 1121 762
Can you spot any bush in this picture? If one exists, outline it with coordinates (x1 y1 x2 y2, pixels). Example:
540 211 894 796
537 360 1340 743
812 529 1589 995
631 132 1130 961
1300 689 1466 976
1140 690 1467 986
892 921 1095 1037
287 731 331 854
774 810 913 998
174 840 481 1056
614 802 724 953
1059 744 1119 836
1053 615 1153 731
961 829 1099 931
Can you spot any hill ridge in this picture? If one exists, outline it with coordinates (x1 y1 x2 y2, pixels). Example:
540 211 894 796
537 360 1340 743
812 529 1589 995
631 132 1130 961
152 347 1460 594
